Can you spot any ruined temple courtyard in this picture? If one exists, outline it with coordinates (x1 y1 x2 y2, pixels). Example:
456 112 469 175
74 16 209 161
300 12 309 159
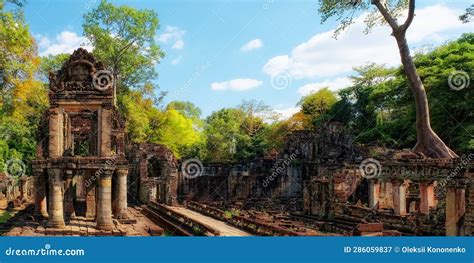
1 48 473 237
1 206 163 236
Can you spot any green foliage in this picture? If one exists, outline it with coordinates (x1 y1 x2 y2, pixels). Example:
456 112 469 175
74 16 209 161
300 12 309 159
83 0 164 93
318 0 409 36
166 100 203 127
298 87 337 126
415 33 474 152
152 108 203 159
38 53 69 82
202 101 280 163
118 94 204 158
329 34 474 152
117 90 156 143
0 210 13 224
204 108 243 162
224 208 240 219
459 4 474 23
0 0 38 111
0 0 472 169
0 1 46 173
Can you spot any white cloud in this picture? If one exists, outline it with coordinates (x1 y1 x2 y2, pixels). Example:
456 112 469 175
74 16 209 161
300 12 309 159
262 5 470 80
211 78 263 91
36 35 50 49
172 39 184 49
157 25 186 50
297 77 353 96
241 39 263 52
171 55 182 65
38 31 92 56
275 106 301 120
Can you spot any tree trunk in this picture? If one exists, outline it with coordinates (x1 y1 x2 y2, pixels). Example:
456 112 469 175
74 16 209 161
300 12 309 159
393 32 458 158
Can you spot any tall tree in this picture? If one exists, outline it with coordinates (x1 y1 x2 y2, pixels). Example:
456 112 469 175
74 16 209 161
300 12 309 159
0 0 47 171
166 101 203 126
318 0 458 158
459 4 473 23
237 100 278 136
83 0 164 93
204 108 244 162
298 87 337 125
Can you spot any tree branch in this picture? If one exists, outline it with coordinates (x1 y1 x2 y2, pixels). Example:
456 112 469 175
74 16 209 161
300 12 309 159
401 0 415 33
372 0 400 33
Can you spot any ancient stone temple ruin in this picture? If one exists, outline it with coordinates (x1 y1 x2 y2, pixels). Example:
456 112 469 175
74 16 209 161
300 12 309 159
127 143 179 205
3 48 472 237
178 122 474 236
31 48 129 230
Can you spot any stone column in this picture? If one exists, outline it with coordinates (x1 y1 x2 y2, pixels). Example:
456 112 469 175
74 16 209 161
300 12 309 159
368 180 380 209
148 184 157 203
64 170 75 218
100 108 112 157
48 107 63 158
392 180 406 215
419 182 430 214
113 168 128 219
19 177 26 201
96 170 113 230
48 169 65 228
34 169 48 218
446 187 466 236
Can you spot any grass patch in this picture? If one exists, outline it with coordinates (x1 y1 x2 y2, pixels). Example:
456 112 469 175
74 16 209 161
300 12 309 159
0 210 13 224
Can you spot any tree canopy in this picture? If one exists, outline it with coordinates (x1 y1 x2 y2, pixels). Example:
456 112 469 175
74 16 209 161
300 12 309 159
0 0 471 172
83 0 164 93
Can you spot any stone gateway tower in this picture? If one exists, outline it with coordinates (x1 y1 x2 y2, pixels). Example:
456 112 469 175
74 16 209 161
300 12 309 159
32 48 129 230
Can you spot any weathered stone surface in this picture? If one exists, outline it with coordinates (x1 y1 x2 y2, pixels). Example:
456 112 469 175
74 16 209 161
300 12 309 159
31 48 129 231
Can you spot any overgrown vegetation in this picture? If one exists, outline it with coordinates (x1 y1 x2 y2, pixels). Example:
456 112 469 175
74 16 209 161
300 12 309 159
0 0 472 173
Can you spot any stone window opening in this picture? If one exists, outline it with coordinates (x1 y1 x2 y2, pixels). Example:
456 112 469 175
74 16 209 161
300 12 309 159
147 157 164 178
65 110 98 157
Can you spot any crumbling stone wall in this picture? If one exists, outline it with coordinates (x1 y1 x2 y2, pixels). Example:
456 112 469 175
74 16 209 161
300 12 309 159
180 159 304 212
0 174 33 209
180 121 473 236
127 143 178 205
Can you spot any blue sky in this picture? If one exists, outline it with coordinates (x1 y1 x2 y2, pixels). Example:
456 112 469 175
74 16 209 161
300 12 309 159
23 0 472 118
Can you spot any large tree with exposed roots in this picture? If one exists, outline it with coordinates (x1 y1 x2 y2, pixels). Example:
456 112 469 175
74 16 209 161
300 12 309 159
318 0 458 158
